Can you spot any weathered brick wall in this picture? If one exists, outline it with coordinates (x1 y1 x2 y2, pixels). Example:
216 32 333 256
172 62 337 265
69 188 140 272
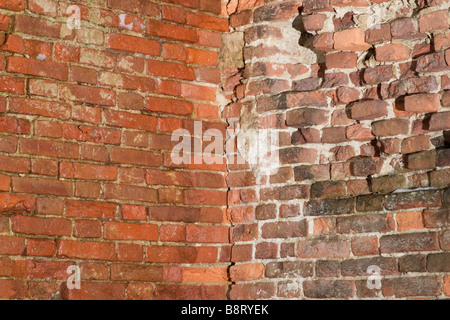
224 0 450 299
0 0 231 299
1 0 449 300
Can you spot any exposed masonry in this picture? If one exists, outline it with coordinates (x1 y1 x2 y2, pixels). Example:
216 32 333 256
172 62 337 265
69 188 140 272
223 0 450 299
0 0 449 300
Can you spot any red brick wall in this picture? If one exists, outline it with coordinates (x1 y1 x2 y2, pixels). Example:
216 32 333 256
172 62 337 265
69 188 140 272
0 0 231 299
224 0 450 299
1 0 449 300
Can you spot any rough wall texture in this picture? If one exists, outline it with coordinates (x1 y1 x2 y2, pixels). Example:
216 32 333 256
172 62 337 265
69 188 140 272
0 0 449 300
224 0 450 299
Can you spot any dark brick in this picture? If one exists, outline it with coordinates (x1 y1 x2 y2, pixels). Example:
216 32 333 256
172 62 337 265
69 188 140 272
265 261 314 278
294 165 330 181
356 194 384 212
427 253 450 272
380 232 439 253
316 260 340 277
304 198 355 216
337 214 395 234
303 280 354 299
382 277 441 297
341 257 398 276
384 190 441 211
351 157 378 176
285 108 329 128
399 254 427 273
255 204 277 220
261 220 307 239
370 175 407 194
311 181 346 199
423 208 450 227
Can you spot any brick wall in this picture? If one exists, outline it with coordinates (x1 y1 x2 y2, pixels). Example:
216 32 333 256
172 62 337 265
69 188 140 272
224 0 450 299
0 0 231 299
0 0 449 300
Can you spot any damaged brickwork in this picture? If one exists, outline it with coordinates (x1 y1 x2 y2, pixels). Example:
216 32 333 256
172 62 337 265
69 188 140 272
223 0 450 299
0 0 449 300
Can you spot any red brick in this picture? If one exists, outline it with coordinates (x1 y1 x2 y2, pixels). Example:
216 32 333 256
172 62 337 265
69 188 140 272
60 83 115 106
0 75 25 94
334 28 370 51
404 93 440 113
104 183 158 202
7 56 68 81
20 139 79 159
60 162 118 181
107 34 160 56
0 0 26 11
350 100 389 120
31 158 58 176
104 221 158 241
326 52 357 69
65 200 116 219
146 20 197 43
376 43 411 62
11 215 71 236
10 97 70 120
74 220 102 238
419 10 448 33
145 246 217 263
26 239 56 257
0 116 30 134
0 280 28 299
1 34 52 59
57 240 115 261
12 177 72 197
0 236 25 255
117 243 143 262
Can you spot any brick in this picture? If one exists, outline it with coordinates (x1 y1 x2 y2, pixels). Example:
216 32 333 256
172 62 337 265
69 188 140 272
401 136 430 154
230 282 275 300
326 52 357 69
14 15 72 39
265 261 313 278
0 236 25 255
0 75 25 94
10 97 70 120
104 184 157 203
419 10 448 33
376 43 411 62
298 239 350 258
429 112 450 131
0 116 30 135
61 282 126 300
145 246 217 264
107 34 160 56
261 220 307 239
337 214 395 234
303 280 354 299
0 0 26 11
65 200 116 219
12 177 72 197
404 93 440 113
350 100 389 120
286 108 329 128
305 198 354 216
427 253 450 272
334 28 371 51
11 215 71 236
104 222 158 241
407 150 436 170
230 263 265 282
372 118 410 137
57 240 115 261
383 277 440 297
351 236 379 256
147 20 197 43
380 232 439 253
7 56 68 81
74 220 102 238
366 24 391 43
60 162 118 181
60 84 115 107
342 257 397 276
0 280 28 299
